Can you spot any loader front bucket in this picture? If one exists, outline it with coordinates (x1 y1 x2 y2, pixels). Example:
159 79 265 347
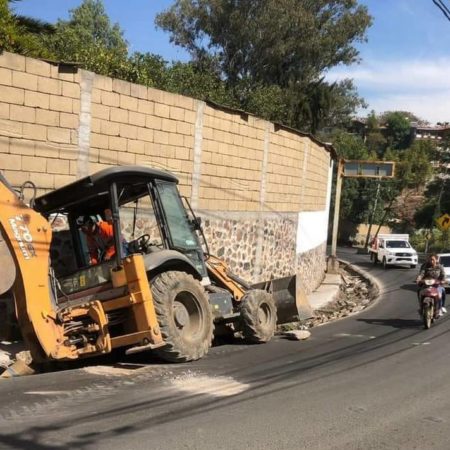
0 232 15 296
253 275 314 324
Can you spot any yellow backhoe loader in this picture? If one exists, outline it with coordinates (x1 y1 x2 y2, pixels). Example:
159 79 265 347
0 165 311 370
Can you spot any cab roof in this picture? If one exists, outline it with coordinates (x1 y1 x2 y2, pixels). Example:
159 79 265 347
34 165 178 215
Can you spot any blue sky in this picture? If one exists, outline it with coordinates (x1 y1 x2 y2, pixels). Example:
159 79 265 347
13 0 450 124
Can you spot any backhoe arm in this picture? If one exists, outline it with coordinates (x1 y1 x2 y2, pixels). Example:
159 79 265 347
206 255 247 301
0 173 75 362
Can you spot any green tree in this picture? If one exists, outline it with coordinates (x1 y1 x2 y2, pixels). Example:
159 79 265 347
9 0 55 35
163 61 235 106
282 78 366 134
323 79 367 132
331 132 371 226
43 0 132 78
126 52 168 88
414 130 450 228
366 110 378 131
366 131 387 157
0 0 52 57
240 83 287 124
383 111 412 150
380 110 422 125
156 0 372 132
396 140 435 190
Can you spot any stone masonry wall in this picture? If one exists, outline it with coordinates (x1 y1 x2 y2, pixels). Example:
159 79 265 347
297 242 327 293
0 51 333 292
202 212 297 283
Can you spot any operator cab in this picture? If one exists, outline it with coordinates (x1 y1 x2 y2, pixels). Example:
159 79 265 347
34 166 208 299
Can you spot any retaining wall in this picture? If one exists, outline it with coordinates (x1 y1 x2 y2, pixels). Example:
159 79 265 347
0 51 334 293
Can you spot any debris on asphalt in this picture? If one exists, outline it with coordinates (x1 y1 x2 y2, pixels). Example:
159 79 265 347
308 267 374 327
283 330 312 340
0 342 33 378
1 357 35 378
278 264 375 333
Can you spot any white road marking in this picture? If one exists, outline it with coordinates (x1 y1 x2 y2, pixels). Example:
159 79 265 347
25 391 69 395
412 342 431 346
334 333 376 339
82 365 141 376
171 375 249 397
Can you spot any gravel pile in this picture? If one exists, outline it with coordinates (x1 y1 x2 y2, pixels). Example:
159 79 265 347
306 269 372 327
279 264 377 333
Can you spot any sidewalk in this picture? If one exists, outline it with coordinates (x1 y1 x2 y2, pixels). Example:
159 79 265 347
307 272 342 310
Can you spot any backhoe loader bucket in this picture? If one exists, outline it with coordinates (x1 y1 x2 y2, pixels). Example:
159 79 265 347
253 275 314 324
0 232 15 296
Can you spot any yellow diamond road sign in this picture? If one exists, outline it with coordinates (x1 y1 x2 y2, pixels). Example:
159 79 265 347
436 213 450 231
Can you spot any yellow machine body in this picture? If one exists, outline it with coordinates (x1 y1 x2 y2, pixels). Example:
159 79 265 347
0 179 165 363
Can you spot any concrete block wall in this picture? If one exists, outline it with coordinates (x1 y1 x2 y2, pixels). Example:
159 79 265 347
0 52 80 195
0 51 333 292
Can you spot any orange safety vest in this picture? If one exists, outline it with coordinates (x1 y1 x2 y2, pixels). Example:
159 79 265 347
86 221 115 264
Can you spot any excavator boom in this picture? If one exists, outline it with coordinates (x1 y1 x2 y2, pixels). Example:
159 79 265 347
0 173 73 362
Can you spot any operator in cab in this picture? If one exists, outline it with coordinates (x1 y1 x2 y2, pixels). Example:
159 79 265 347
416 253 447 316
80 215 115 265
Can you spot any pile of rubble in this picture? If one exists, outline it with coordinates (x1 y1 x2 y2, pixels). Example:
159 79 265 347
0 343 33 378
305 268 373 328
279 264 376 334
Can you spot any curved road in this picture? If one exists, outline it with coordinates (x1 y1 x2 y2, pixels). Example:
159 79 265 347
1 248 449 449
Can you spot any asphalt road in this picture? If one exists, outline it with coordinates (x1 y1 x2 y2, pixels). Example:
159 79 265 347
1 247 449 450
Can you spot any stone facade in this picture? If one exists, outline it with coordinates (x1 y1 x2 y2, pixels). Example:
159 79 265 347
297 242 327 293
202 212 297 284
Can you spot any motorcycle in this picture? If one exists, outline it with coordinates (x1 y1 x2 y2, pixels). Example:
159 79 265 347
417 278 442 329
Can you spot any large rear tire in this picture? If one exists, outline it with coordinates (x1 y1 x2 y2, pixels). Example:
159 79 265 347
151 271 213 362
239 290 277 343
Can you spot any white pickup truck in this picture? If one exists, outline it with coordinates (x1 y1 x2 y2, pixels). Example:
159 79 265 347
369 234 418 269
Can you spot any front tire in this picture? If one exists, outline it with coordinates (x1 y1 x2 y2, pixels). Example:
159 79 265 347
410 264 417 269
383 257 389 270
239 290 277 343
151 271 213 362
423 302 433 329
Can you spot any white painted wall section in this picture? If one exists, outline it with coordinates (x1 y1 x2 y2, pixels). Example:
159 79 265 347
296 160 334 253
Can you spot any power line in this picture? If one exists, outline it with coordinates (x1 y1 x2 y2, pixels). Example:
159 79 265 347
433 0 450 21
438 0 450 15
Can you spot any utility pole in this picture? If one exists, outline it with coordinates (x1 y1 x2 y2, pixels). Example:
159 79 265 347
328 158 344 274
327 159 396 274
364 180 381 250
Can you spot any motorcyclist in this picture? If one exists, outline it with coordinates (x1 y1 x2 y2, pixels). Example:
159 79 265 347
416 253 446 317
